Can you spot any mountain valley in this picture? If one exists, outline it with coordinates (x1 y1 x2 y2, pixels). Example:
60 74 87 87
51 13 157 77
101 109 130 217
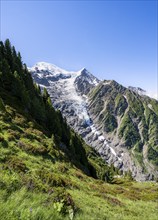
0 39 158 220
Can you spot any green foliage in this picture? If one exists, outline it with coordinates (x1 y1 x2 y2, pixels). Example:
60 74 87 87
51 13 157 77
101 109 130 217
43 87 50 102
87 149 116 183
127 91 144 117
115 94 128 116
103 111 118 132
119 113 141 148
134 141 143 153
69 132 88 166
148 145 158 166
124 170 134 181
144 104 158 162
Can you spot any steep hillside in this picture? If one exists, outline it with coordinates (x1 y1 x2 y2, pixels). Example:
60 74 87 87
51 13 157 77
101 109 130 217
88 80 158 180
0 40 99 177
1 103 158 220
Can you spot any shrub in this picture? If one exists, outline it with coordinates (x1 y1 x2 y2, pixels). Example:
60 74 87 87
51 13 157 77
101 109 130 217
6 156 28 173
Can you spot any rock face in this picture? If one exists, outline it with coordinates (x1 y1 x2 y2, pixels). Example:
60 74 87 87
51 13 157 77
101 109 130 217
74 68 100 95
29 62 158 181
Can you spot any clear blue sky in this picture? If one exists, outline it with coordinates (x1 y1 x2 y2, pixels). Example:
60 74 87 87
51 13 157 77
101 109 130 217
1 0 158 98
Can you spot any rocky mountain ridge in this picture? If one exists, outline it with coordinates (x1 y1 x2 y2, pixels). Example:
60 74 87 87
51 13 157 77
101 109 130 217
29 62 158 181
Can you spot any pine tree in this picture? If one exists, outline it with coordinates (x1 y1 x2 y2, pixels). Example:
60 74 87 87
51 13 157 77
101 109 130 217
4 39 13 71
43 87 50 102
0 58 13 91
0 41 5 60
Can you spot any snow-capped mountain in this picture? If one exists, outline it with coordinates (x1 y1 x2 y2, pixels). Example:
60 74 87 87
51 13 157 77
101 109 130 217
29 62 100 129
29 62 124 170
29 62 70 75
29 62 158 181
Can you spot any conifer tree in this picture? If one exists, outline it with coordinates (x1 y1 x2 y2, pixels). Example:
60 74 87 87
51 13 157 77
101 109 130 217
4 39 13 71
43 87 49 101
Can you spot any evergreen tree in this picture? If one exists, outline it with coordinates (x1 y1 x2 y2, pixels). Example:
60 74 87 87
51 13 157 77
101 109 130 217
4 39 13 71
0 58 13 91
43 87 50 102
0 41 5 60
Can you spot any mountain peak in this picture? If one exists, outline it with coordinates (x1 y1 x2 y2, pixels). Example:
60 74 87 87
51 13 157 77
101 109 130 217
78 68 100 84
29 62 69 75
79 67 92 76
79 67 87 72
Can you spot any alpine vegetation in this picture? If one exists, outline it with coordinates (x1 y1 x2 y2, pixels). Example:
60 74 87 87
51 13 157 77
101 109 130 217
0 39 158 220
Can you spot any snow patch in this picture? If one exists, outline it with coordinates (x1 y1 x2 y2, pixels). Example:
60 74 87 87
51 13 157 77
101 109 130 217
98 135 105 141
103 81 110 85
148 104 153 110
110 147 117 156
93 78 99 86
123 95 127 101
31 62 69 74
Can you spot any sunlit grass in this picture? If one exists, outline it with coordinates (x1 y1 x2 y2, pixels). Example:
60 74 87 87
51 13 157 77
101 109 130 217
0 105 158 220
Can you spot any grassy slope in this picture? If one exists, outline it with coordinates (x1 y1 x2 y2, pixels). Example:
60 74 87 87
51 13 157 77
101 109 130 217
0 103 158 220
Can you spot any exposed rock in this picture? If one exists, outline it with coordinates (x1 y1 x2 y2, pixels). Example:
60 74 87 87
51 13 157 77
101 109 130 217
29 62 158 181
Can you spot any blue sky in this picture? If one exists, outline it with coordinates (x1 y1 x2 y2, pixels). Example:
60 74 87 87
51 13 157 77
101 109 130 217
1 0 157 98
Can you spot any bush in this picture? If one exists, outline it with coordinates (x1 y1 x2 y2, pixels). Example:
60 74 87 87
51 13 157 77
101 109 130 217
6 156 28 173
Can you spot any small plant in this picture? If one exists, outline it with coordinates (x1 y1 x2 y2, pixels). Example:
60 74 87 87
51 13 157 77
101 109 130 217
53 200 64 213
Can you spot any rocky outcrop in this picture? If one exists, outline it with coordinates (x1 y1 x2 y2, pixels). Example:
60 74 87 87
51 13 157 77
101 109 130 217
74 68 100 95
